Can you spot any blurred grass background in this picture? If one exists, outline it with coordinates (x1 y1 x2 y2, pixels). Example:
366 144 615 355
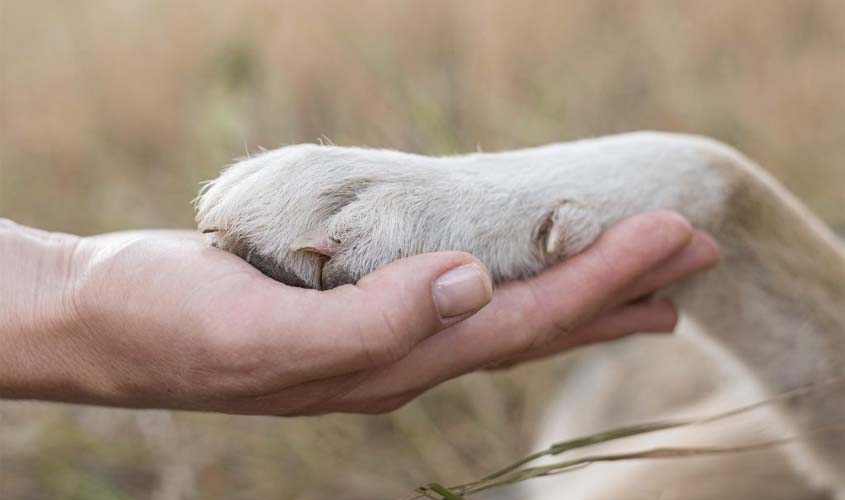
0 1 843 499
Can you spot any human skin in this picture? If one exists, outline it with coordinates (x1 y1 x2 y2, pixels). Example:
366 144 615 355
0 212 718 415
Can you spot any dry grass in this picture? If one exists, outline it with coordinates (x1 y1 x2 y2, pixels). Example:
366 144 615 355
1 1 843 499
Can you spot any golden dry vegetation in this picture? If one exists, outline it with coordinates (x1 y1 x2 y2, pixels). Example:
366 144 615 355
1 1 843 499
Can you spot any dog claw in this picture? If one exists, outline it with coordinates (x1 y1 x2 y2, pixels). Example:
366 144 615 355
289 229 340 257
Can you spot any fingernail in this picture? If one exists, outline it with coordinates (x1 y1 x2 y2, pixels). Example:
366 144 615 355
432 264 493 319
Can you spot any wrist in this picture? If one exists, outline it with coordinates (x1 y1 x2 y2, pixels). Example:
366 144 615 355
0 220 91 401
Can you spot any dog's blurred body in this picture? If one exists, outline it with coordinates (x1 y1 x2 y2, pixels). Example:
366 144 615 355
524 334 830 500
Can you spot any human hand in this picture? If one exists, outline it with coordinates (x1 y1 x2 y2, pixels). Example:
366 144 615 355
0 211 717 415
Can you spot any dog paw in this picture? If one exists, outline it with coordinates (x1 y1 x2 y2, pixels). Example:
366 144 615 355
195 144 601 289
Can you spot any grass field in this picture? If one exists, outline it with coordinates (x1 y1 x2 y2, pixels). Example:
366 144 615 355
1 1 843 499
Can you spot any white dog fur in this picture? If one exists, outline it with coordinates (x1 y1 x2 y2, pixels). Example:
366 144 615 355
196 132 845 498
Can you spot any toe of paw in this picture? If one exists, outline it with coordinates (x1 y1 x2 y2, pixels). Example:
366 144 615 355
538 202 601 259
320 259 361 290
209 232 325 289
247 252 318 289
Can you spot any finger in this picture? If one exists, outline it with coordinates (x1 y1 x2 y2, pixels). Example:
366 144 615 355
307 252 493 370
486 300 678 369
332 211 695 401
231 252 492 394
518 211 692 339
613 230 719 307
201 302 677 415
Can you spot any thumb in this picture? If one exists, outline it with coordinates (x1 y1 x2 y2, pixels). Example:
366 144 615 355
325 252 493 367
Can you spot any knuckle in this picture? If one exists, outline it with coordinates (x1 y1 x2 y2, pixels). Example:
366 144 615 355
353 277 434 366
509 285 549 350
590 243 619 279
355 304 414 367
513 283 574 349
